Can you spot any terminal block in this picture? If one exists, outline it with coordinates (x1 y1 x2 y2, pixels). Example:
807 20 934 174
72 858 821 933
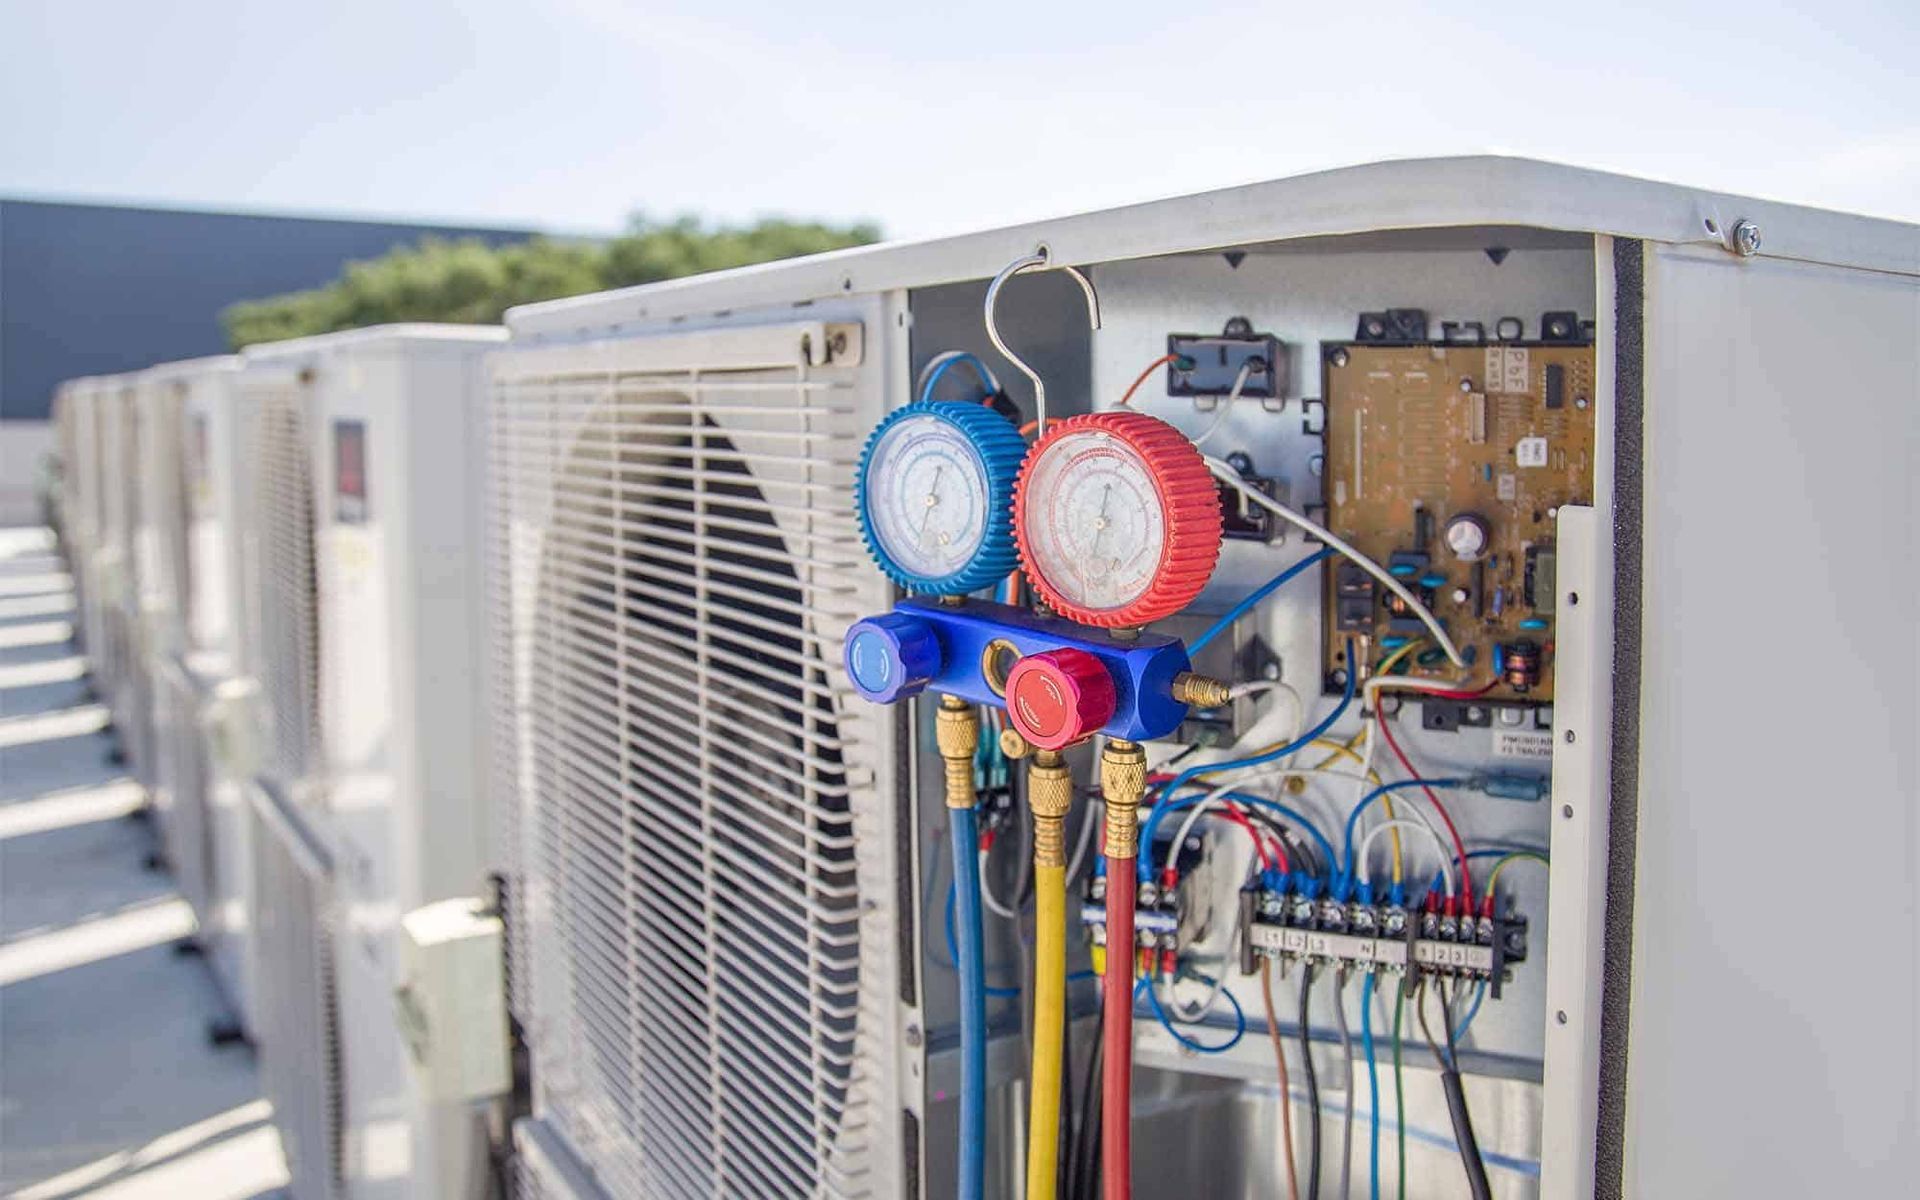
1081 829 1211 979
1235 886 1529 997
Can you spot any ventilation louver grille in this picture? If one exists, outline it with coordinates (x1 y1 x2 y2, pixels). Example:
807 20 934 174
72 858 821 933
151 383 193 638
248 384 322 794
249 790 344 1200
156 666 216 921
489 326 899 1200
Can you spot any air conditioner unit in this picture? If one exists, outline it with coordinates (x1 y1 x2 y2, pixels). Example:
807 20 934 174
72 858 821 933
53 378 105 657
95 374 154 778
138 354 259 1038
486 316 906 1199
239 324 508 1200
51 383 84 584
486 159 1919 1200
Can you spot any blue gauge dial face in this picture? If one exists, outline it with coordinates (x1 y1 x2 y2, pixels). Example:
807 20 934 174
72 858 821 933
864 414 991 580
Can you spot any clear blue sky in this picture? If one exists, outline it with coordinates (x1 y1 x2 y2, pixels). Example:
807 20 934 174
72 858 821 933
3 0 1915 240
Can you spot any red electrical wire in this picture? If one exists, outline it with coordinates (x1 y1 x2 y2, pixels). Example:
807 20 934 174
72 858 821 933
1116 353 1182 410
1215 806 1281 873
1102 857 1136 1200
1374 704 1475 908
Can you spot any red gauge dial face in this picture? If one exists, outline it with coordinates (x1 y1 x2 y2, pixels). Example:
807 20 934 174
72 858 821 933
1020 432 1165 613
1014 412 1224 628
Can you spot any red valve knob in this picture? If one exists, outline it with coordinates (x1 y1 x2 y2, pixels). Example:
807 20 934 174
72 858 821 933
1005 649 1118 751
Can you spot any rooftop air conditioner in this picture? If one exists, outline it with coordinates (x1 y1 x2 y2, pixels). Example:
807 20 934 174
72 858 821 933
485 158 1918 1200
139 355 259 1039
486 315 906 1199
53 379 105 658
73 375 159 783
239 324 507 1200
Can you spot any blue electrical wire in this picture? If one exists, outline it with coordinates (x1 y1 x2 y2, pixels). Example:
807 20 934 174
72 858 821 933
919 352 999 404
1136 971 1247 1054
1141 788 1339 883
1362 971 1382 1200
1452 979 1488 1045
1186 547 1336 654
1138 640 1358 883
947 806 988 1200
1339 778 1470 886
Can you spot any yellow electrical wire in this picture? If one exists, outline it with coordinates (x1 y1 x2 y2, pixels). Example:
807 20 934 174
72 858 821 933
1303 732 1404 879
1485 850 1550 899
1362 640 1424 880
1026 862 1067 1200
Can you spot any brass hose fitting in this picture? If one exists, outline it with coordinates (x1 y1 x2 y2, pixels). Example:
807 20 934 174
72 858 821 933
935 695 980 811
1170 672 1233 710
1100 739 1148 860
1027 750 1073 868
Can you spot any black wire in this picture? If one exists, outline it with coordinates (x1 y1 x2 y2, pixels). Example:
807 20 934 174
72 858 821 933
1069 1009 1104 1200
1162 742 1203 769
1298 964 1321 1200
1437 979 1492 1199
1418 979 1492 1198
1416 979 1449 1070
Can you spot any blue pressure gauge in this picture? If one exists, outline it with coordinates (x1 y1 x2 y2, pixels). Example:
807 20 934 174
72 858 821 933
855 400 1026 595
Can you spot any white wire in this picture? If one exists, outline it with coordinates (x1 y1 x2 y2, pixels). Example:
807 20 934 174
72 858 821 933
1357 818 1456 897
1066 798 1102 882
1343 674 1480 892
978 849 1020 919
1202 455 1466 667
1163 903 1243 1022
1190 361 1254 449
1363 674 1481 707
1202 762 1376 801
1226 679 1285 702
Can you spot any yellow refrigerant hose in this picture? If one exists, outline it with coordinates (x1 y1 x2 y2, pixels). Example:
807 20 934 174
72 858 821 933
1021 743 1074 1200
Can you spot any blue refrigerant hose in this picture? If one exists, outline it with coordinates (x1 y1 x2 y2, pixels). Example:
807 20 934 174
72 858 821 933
949 804 988 1200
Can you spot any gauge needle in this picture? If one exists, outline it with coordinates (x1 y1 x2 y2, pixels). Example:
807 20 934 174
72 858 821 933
918 467 944 535
1088 483 1113 555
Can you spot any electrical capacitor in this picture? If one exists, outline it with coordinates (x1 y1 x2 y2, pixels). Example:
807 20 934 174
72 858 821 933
1444 513 1491 561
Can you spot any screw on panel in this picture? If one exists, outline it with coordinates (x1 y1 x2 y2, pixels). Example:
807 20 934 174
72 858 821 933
1731 220 1762 257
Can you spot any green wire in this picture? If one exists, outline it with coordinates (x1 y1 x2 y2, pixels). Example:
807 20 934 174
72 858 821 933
1392 984 1406 1200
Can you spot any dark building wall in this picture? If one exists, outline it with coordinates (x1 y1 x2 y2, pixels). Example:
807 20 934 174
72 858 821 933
0 198 534 420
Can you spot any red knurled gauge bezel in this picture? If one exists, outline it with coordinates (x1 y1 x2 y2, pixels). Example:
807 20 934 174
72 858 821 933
1013 410 1223 628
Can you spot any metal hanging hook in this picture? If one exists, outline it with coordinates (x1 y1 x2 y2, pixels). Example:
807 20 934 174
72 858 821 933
983 247 1100 438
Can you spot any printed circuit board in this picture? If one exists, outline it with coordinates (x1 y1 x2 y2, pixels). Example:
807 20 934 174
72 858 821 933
1320 340 1597 703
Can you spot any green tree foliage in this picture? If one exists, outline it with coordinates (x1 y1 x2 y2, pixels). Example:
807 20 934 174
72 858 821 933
221 215 881 349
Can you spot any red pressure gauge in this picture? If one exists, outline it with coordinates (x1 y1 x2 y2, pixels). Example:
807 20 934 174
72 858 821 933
1013 411 1223 628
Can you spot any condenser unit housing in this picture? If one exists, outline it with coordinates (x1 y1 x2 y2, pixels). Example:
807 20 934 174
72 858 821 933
238 324 508 1200
135 354 260 1037
488 157 1918 1200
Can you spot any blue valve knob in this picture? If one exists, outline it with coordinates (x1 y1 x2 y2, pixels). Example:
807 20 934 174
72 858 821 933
844 613 942 703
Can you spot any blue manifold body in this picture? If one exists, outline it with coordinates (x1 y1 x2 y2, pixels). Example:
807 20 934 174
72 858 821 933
842 596 1194 743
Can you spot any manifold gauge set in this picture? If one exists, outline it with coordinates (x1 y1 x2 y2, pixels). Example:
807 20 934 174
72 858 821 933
840 273 1556 1200
846 404 1226 750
